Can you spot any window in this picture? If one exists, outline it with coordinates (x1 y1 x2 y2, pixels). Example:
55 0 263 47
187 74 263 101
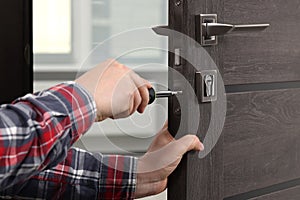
34 0 169 155
33 0 71 54
34 0 167 66
33 0 72 63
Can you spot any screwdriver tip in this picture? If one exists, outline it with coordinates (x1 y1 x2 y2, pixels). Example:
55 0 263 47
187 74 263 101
172 91 183 95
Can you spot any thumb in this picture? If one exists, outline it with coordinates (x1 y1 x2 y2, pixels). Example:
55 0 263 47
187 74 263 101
147 121 174 152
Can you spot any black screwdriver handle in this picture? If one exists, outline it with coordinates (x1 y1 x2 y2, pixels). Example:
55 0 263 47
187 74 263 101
148 88 156 105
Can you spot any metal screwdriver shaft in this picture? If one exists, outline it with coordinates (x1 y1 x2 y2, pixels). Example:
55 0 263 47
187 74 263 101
148 88 182 105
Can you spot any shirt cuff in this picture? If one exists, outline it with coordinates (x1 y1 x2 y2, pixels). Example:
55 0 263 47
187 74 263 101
44 81 97 143
99 155 137 200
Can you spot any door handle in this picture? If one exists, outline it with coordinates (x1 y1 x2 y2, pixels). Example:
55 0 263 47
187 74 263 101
196 14 270 46
203 23 270 37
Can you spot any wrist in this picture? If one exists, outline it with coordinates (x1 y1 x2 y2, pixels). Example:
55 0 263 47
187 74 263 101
74 80 106 122
135 159 166 199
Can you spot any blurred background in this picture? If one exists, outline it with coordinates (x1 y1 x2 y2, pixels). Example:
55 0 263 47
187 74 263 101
33 1 168 199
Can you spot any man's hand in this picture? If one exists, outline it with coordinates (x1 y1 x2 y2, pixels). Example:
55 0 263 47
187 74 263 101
135 122 204 198
75 59 152 121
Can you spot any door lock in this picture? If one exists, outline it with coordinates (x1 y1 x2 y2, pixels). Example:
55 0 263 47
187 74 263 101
195 70 217 103
196 14 270 46
204 75 214 97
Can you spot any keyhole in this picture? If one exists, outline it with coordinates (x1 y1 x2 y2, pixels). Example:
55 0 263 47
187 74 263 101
204 75 214 97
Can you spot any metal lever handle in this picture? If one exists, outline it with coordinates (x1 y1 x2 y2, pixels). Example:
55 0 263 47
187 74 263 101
196 14 271 46
203 23 270 37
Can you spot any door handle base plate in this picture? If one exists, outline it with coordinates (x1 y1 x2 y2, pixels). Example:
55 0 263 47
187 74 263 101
196 14 218 46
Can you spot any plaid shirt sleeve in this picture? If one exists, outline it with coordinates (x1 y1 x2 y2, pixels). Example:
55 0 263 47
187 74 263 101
0 147 137 200
0 82 137 199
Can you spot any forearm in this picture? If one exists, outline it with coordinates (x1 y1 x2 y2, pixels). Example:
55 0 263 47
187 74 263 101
0 82 96 190
0 147 137 200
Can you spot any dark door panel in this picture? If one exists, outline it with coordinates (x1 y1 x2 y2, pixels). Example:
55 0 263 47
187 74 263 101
251 185 300 200
222 0 300 85
0 1 33 104
167 0 300 199
172 0 300 85
224 89 300 197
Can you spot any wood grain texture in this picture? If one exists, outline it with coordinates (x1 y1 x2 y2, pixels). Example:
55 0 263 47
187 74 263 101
169 0 300 199
167 0 189 198
221 0 300 85
187 0 300 85
168 0 224 199
250 186 300 200
224 88 300 197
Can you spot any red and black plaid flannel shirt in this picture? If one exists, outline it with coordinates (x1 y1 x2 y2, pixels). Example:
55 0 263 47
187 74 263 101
0 82 137 199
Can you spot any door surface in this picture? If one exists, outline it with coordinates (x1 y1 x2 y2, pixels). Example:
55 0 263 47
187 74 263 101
167 0 300 199
0 1 33 104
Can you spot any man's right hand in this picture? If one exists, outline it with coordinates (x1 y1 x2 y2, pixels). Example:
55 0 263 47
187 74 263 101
75 59 152 121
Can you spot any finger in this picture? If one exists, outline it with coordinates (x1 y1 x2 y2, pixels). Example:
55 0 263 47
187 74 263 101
175 135 204 154
155 121 172 144
138 135 203 174
163 120 168 127
130 89 142 115
137 85 150 113
130 72 152 113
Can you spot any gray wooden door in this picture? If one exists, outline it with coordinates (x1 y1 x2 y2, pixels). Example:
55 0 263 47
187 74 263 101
166 0 300 199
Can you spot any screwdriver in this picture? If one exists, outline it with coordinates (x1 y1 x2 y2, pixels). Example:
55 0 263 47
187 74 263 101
148 88 183 104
